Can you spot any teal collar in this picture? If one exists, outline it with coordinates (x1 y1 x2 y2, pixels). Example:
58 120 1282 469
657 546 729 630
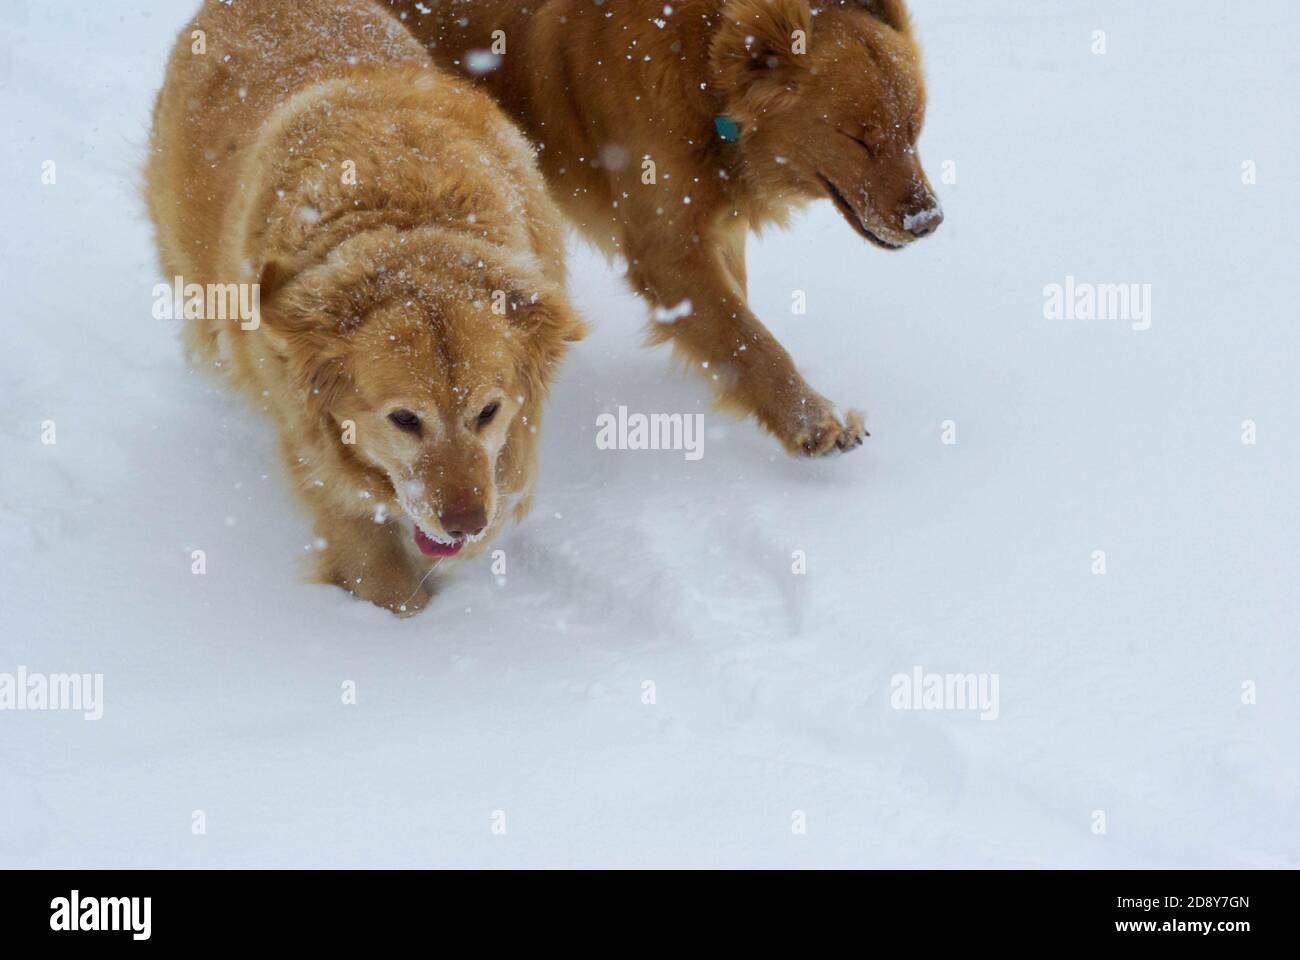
714 115 740 142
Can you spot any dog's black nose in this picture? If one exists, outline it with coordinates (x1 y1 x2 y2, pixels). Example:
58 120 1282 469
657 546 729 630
439 502 487 540
903 202 944 238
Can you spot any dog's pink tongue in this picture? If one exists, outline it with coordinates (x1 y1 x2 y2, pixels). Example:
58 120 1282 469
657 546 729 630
414 527 464 558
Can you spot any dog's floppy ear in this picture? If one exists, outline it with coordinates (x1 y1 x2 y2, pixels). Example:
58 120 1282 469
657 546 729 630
856 0 911 32
252 258 354 416
810 0 911 33
710 0 813 107
258 259 288 304
251 258 298 344
496 281 587 398
255 257 370 344
501 284 587 345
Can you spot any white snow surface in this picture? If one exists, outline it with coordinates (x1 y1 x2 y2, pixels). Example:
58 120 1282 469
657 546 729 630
1 1 1297 868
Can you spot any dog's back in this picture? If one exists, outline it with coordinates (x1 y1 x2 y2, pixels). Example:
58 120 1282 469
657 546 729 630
144 0 432 368
147 0 426 269
145 0 563 375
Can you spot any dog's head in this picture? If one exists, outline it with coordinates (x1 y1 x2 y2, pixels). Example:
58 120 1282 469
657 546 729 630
710 0 942 248
260 228 585 559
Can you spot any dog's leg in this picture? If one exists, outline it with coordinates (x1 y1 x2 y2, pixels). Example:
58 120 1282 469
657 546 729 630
630 224 866 458
311 513 434 616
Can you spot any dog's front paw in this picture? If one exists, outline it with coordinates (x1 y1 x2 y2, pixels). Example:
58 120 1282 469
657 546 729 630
367 579 433 618
317 551 434 617
784 404 868 458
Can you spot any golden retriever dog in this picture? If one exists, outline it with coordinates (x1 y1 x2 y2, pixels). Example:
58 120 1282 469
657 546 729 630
385 0 941 457
146 0 584 615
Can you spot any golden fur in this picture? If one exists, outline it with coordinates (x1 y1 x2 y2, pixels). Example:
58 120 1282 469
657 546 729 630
146 0 584 614
387 0 941 456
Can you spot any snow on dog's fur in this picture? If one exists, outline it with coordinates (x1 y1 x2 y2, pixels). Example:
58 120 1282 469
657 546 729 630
145 0 584 615
388 0 941 457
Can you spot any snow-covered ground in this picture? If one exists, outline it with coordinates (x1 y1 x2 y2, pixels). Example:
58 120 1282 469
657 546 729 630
1 0 1297 868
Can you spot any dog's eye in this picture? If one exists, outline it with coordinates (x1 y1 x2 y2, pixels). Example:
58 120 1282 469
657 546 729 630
839 128 881 159
477 402 500 428
388 409 422 433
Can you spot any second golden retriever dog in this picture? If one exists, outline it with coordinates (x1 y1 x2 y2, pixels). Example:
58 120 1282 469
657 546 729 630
146 0 584 615
388 0 942 457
